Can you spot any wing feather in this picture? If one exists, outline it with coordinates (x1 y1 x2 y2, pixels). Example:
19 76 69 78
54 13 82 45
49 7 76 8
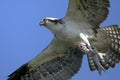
8 38 83 80
102 25 120 53
87 25 120 71
65 0 110 28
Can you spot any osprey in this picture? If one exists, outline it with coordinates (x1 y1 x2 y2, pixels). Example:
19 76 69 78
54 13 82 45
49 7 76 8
8 0 120 80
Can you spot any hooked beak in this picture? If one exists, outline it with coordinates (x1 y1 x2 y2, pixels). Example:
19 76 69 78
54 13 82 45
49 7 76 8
39 20 45 26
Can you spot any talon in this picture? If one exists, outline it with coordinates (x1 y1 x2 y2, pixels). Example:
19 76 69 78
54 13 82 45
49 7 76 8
78 43 90 53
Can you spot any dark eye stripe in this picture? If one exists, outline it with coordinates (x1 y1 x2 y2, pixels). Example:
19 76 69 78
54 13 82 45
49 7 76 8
48 19 64 25
48 19 58 24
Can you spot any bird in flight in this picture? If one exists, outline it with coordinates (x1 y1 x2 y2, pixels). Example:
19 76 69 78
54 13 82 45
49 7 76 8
8 0 120 80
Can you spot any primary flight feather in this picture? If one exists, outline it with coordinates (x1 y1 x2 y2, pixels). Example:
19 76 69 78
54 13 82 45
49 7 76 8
8 0 120 80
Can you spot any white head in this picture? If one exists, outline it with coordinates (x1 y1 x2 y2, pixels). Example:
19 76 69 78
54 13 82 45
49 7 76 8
40 17 65 36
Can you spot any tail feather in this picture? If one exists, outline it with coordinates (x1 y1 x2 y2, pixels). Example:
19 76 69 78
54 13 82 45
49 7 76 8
87 25 120 73
87 54 97 71
87 50 120 72
102 25 120 53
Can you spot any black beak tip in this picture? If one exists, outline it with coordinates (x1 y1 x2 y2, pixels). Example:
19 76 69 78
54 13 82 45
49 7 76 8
39 21 44 26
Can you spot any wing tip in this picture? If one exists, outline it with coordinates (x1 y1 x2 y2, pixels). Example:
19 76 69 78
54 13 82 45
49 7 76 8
7 63 29 80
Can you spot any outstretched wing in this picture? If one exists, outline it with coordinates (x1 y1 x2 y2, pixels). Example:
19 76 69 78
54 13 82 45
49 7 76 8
88 25 120 71
8 38 83 80
65 0 110 28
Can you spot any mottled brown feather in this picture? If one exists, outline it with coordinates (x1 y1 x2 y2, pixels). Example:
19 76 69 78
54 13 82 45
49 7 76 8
8 38 83 80
66 0 110 28
88 25 120 71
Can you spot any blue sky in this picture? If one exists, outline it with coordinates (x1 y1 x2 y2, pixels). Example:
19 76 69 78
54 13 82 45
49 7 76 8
0 0 120 80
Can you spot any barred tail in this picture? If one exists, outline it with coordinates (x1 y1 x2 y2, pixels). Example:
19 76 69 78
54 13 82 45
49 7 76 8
102 25 120 53
88 25 120 72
